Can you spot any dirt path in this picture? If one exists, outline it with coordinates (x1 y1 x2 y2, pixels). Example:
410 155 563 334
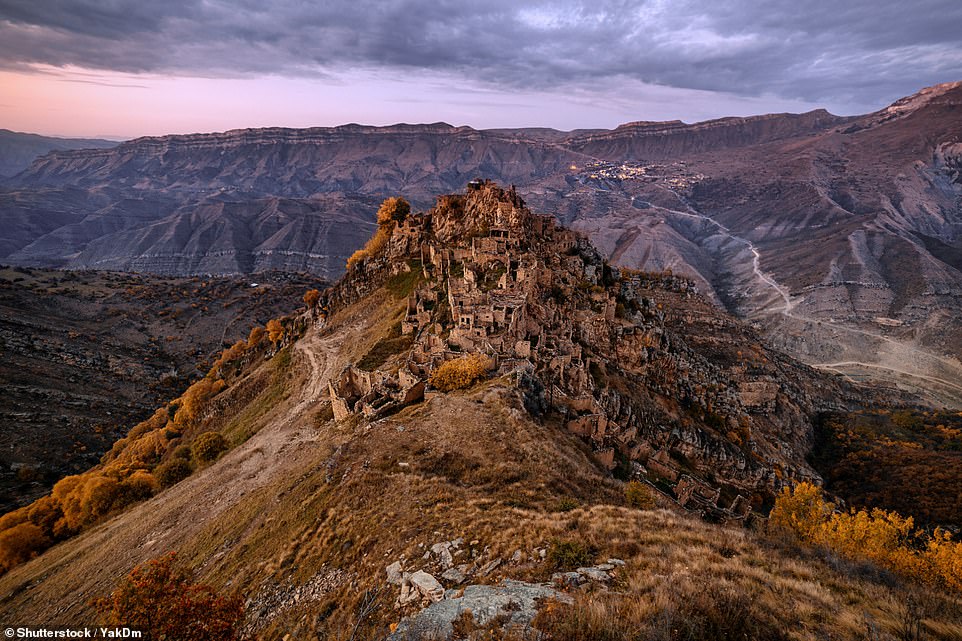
0 324 351 622
814 361 962 395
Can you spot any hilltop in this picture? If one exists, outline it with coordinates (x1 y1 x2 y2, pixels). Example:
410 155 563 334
0 130 117 179
1 183 958 640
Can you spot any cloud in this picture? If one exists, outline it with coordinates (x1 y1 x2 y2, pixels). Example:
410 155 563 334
0 0 959 110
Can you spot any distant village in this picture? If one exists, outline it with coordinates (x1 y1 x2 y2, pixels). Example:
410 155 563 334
571 160 706 191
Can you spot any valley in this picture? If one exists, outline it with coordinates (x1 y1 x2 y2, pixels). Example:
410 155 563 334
0 266 326 512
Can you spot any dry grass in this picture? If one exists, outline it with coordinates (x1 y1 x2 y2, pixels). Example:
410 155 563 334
2 295 961 641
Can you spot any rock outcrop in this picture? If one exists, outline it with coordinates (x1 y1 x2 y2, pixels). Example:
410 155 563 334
317 181 869 506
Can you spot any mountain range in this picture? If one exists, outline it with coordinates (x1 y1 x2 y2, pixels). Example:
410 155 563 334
1 82 961 405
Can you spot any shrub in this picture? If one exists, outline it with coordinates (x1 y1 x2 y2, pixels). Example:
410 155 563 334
0 523 50 572
266 318 285 345
172 444 193 460
93 552 244 641
769 481 834 542
346 197 410 270
175 378 226 427
769 482 962 593
115 471 157 508
192 432 228 463
303 288 321 309
156 458 193 488
346 249 368 270
429 354 491 392
547 539 596 571
246 326 265 348
625 481 656 509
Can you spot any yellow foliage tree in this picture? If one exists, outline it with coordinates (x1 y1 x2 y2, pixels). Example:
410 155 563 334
376 196 410 225
266 318 285 345
247 326 265 348
303 288 321 309
346 196 410 270
769 481 835 541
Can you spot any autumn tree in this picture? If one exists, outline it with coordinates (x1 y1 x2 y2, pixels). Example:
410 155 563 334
93 552 244 641
266 318 285 345
303 288 321 310
376 196 411 225
769 482 962 593
247 326 265 348
347 196 410 270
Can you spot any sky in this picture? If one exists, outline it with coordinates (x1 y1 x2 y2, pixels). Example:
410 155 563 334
1 0 960 139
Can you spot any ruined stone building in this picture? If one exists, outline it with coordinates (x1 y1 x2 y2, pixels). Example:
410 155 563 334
319 181 845 510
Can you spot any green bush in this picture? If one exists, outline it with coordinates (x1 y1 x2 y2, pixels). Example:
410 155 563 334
191 432 228 463
547 539 596 571
625 481 656 509
155 458 193 488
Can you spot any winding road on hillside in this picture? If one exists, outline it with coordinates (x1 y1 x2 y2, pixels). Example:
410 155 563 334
633 191 962 401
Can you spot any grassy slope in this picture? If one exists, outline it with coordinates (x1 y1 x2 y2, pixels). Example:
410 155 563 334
1 292 960 640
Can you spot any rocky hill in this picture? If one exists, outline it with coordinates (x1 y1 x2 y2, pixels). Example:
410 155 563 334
1 83 960 403
3 184 957 640
0 266 325 513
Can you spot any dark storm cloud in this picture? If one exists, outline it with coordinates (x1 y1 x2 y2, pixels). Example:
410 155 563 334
1 0 960 109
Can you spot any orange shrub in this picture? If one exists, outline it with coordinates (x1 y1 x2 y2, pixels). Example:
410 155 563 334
770 482 962 593
247 326 265 348
175 378 225 427
376 196 410 224
429 354 492 392
0 522 49 572
303 288 321 309
266 318 285 344
93 552 244 641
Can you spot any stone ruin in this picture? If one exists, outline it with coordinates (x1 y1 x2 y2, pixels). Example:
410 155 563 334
320 181 820 515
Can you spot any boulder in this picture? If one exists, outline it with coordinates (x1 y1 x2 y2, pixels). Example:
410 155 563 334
385 561 404 585
387 580 571 641
409 570 445 603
